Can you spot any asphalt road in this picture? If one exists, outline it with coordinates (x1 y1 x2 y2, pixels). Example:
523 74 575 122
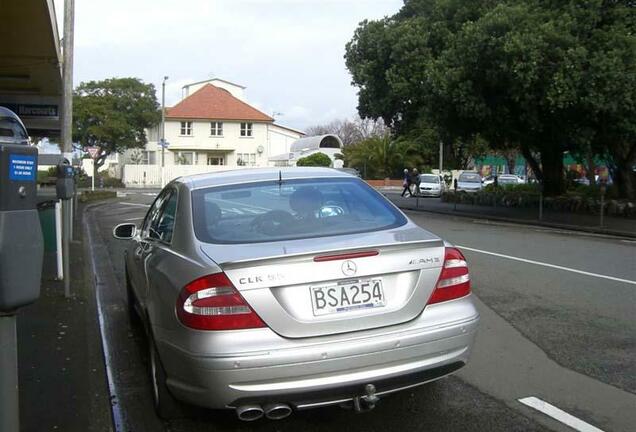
87 190 636 432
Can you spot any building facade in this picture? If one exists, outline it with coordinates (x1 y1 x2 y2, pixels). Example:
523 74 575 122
121 78 304 186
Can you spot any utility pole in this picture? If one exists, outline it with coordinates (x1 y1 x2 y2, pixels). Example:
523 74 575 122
160 76 168 188
61 0 75 298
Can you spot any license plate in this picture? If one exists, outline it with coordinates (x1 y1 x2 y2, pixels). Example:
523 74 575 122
310 279 385 316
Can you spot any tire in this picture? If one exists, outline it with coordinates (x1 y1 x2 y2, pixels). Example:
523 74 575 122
149 334 183 419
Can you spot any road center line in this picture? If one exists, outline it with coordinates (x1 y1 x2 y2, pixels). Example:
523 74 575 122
519 397 605 432
457 245 636 286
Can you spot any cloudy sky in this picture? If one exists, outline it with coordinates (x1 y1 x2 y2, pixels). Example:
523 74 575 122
52 0 402 131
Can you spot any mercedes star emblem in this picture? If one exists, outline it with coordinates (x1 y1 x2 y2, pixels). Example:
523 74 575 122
341 260 357 276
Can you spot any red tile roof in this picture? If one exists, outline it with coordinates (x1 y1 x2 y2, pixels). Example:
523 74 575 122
166 84 273 122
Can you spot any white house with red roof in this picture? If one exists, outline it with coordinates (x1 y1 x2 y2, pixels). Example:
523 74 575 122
121 78 304 186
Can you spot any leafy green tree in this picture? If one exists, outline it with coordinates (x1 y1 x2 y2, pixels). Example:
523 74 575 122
344 135 424 179
345 0 636 197
296 152 332 167
73 77 160 179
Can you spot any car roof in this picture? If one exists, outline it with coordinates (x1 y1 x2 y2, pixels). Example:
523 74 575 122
176 167 354 189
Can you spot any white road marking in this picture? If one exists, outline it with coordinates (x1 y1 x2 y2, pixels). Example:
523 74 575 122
519 397 605 432
457 245 636 286
118 202 149 207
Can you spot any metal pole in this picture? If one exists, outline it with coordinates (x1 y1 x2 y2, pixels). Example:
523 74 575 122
55 201 63 280
91 159 95 191
0 315 19 432
438 141 443 175
539 190 543 221
600 191 605 228
160 76 168 188
61 0 75 298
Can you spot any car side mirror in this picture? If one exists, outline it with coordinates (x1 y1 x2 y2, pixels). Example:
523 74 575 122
113 223 137 240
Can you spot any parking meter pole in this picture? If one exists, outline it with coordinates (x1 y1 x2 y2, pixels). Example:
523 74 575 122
63 200 71 297
0 315 18 432
55 200 63 280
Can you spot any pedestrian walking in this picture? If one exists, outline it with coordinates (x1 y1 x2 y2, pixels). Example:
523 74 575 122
401 168 413 197
412 168 421 196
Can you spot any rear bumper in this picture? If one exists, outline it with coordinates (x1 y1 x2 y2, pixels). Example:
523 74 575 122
417 189 442 197
155 297 479 409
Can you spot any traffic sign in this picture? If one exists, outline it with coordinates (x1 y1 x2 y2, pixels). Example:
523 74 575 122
86 147 100 159
159 139 169 148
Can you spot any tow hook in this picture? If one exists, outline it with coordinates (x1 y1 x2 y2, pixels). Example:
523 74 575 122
353 384 379 413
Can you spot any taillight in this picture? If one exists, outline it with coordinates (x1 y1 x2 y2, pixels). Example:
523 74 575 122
177 273 266 330
428 247 471 305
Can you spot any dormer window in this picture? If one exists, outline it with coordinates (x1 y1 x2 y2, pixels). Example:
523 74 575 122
240 122 253 137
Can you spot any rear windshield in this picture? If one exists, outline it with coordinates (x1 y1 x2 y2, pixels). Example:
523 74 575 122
459 173 481 182
192 178 407 244
420 175 439 183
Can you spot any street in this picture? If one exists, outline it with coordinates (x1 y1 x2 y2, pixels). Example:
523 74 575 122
85 191 636 432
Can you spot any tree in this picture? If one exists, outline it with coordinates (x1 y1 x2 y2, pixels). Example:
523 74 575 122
305 117 388 147
344 135 424 179
345 0 636 197
296 152 332 167
73 77 160 180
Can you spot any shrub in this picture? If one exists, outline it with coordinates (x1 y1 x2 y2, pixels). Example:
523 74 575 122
296 152 332 167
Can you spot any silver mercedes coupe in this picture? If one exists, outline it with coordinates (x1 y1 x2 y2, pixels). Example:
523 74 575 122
113 167 479 421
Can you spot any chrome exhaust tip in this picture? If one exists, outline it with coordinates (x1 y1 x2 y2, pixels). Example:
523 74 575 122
264 403 292 420
236 405 264 421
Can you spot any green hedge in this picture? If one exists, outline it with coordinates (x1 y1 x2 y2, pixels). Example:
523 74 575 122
442 185 635 217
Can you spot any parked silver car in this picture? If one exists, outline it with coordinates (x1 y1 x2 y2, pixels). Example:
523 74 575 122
457 172 483 192
113 167 479 421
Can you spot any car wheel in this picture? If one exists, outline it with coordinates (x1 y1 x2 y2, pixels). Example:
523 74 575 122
149 335 183 419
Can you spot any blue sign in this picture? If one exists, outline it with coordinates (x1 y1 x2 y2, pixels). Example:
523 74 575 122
8 154 36 181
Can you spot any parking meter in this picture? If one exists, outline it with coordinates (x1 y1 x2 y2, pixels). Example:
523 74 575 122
56 160 75 200
0 112 42 312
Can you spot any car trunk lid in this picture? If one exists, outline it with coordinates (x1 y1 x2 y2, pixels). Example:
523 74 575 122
200 225 445 338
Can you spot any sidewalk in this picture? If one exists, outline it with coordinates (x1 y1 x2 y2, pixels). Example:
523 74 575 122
16 203 112 432
380 190 636 238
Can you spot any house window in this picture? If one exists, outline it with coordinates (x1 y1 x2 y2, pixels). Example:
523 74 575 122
210 122 223 136
207 156 224 166
240 122 253 137
143 150 156 165
237 153 256 166
175 151 195 165
180 121 193 136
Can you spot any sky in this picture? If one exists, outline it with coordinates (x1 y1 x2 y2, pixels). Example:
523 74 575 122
52 0 403 131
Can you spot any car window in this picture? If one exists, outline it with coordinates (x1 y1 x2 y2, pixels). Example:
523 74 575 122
420 175 439 183
141 189 172 239
191 178 407 244
149 189 178 242
459 173 481 182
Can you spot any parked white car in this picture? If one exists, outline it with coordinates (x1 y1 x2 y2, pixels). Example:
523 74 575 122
417 174 445 197
497 174 525 185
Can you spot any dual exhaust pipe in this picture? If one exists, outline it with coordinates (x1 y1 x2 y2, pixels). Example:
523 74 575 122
236 403 292 421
